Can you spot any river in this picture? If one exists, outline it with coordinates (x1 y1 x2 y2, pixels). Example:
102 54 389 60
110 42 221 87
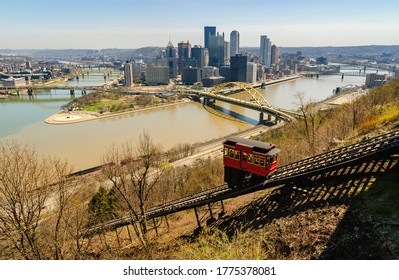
0 71 370 171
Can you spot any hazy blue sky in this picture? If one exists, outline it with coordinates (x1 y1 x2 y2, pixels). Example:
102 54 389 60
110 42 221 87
1 0 399 49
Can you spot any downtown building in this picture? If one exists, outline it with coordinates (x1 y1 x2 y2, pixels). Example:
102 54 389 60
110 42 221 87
191 45 209 68
204 26 230 68
177 41 191 74
124 61 134 87
230 54 247 82
271 44 279 66
204 26 216 49
181 67 201 85
260 35 272 67
230 30 239 56
208 31 226 67
166 41 178 78
229 55 257 84
145 66 169 85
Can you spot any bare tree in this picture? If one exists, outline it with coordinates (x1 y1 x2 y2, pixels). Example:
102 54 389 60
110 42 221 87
102 131 163 246
0 141 83 260
296 92 332 153
0 141 52 259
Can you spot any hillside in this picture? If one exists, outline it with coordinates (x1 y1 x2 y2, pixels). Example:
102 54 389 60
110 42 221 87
102 77 399 260
1 78 398 260
114 131 398 260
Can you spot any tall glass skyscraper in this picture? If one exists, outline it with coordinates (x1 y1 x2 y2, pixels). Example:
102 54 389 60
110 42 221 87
260 35 271 67
230 30 239 56
204 26 216 49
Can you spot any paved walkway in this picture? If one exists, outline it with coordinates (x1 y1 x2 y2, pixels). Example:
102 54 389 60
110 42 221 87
44 111 98 124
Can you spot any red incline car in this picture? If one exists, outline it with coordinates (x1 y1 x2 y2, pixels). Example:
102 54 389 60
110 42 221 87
223 136 280 188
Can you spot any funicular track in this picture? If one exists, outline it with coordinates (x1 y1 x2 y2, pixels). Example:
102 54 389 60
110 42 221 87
85 130 399 236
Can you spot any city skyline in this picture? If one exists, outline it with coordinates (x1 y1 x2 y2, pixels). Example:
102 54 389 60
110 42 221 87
1 0 399 49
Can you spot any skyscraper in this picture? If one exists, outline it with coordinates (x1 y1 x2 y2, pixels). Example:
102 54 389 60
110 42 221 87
230 55 247 82
191 45 206 68
224 40 230 64
177 41 191 74
271 44 279 66
166 41 177 78
124 61 133 87
208 31 225 67
230 30 239 56
204 26 216 49
260 35 271 67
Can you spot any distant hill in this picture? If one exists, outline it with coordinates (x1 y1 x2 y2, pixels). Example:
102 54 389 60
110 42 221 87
2 45 399 61
242 45 399 57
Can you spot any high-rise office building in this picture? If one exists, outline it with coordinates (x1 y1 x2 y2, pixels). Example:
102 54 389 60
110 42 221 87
191 45 206 68
208 31 225 67
230 54 247 82
132 61 145 82
260 35 271 67
178 41 191 74
230 30 239 56
124 61 134 87
166 41 177 78
246 62 257 83
224 41 230 64
271 44 279 66
204 26 216 49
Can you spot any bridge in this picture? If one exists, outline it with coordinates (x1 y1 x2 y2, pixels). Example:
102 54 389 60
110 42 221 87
319 64 382 77
193 82 302 123
0 73 123 95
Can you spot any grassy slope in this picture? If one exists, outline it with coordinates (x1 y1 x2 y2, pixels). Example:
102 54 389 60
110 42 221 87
98 78 399 260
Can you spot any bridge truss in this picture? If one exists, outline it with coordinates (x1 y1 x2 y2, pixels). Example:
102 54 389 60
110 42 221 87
210 82 271 107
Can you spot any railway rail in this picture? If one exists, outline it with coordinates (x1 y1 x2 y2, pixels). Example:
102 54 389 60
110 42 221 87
85 129 399 236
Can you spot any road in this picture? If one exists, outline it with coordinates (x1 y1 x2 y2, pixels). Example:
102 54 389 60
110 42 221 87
172 122 285 168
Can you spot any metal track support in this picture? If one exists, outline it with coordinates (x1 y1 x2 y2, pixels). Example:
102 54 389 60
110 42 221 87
194 207 201 228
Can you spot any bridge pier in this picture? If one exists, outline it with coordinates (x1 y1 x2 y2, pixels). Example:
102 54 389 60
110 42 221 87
203 97 215 108
258 112 264 124
70 89 75 96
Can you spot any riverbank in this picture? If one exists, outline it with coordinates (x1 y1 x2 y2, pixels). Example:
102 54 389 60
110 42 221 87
318 86 369 110
44 98 191 124
254 74 303 88
44 75 303 125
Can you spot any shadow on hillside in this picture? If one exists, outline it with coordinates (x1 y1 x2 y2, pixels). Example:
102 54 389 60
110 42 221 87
211 154 399 259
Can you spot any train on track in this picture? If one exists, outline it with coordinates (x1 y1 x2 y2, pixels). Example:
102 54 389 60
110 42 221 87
223 136 280 188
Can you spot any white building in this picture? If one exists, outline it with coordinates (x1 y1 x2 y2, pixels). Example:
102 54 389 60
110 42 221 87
124 62 134 87
246 62 257 83
3 77 26 87
230 30 239 56
201 66 219 79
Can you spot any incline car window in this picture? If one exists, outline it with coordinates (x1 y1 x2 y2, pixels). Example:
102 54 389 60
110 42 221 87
235 150 240 160
224 148 240 161
247 154 253 164
224 148 229 157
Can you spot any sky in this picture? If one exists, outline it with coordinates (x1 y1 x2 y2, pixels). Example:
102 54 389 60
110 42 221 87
1 0 399 49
